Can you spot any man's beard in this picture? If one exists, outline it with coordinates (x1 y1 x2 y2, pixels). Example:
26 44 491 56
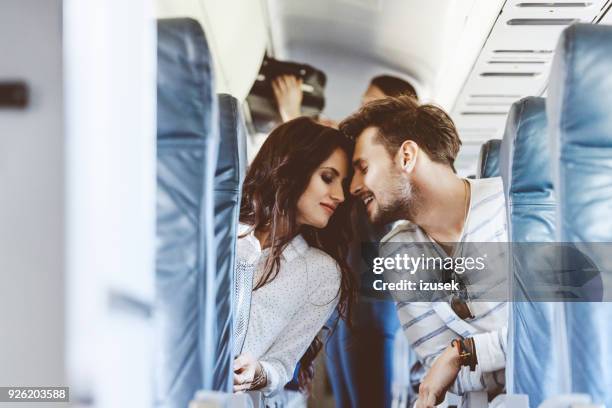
371 175 420 226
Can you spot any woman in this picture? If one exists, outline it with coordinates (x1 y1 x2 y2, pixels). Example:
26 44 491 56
232 117 356 396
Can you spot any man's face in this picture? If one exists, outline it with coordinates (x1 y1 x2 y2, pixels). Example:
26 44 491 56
350 127 418 225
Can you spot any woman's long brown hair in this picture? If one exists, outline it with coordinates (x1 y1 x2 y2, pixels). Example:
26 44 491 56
239 117 356 393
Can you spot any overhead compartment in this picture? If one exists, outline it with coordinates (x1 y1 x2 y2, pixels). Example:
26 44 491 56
245 56 328 133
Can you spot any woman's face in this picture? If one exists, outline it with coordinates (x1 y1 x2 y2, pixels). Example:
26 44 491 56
296 148 349 229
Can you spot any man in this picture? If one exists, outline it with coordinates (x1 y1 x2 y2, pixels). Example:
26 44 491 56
339 96 507 407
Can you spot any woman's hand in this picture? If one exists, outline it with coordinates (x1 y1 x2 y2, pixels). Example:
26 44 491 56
415 345 462 408
272 75 303 122
233 354 267 392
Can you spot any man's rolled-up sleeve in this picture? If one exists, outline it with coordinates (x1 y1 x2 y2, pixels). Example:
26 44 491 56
472 327 507 373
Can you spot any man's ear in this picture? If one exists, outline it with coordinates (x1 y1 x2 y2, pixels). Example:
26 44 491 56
397 140 419 173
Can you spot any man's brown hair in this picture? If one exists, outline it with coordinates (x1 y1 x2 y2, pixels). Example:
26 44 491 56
339 95 461 171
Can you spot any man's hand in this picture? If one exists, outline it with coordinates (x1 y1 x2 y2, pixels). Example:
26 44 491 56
272 75 303 122
233 353 267 392
415 345 462 408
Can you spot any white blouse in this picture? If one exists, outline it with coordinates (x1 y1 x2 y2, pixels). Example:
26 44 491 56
236 223 341 395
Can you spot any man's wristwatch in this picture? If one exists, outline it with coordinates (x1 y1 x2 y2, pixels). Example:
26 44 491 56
451 338 477 371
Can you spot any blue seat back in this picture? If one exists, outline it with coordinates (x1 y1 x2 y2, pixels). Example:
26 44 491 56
155 18 219 407
500 97 567 406
212 94 247 392
476 139 501 178
548 23 612 406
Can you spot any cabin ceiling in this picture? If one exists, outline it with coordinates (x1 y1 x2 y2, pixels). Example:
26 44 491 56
264 0 612 174
268 0 455 87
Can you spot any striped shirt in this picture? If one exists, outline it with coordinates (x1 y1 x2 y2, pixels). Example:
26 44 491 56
380 177 508 395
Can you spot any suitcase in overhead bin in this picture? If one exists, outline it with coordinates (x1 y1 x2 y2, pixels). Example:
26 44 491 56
245 56 327 133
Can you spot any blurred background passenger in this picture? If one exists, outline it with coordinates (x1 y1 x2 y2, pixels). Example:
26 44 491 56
272 74 304 123
273 74 419 407
273 74 417 130
362 75 418 105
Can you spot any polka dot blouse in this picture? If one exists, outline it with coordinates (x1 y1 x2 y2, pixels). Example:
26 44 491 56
236 223 341 396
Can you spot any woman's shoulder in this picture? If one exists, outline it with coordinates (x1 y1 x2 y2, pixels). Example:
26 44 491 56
301 247 341 305
287 234 339 271
301 246 341 286
278 234 342 299
303 246 339 269
237 222 252 236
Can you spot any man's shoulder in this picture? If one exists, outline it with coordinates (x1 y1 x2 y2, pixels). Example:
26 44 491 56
471 176 503 196
469 177 506 210
381 220 420 243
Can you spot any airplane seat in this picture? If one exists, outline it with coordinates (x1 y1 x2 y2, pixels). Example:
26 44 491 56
547 23 612 407
476 139 502 178
155 18 219 407
213 93 248 392
499 97 567 407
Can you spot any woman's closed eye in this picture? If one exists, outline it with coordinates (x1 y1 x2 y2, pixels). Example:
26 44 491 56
321 172 334 184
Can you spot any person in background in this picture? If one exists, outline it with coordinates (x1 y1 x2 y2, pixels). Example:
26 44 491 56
272 74 417 129
273 73 419 407
272 75 304 123
361 75 418 105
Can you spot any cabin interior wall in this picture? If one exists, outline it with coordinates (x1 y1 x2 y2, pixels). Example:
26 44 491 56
0 0 65 389
63 0 157 406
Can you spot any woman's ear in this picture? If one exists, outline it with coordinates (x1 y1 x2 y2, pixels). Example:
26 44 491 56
397 140 418 173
